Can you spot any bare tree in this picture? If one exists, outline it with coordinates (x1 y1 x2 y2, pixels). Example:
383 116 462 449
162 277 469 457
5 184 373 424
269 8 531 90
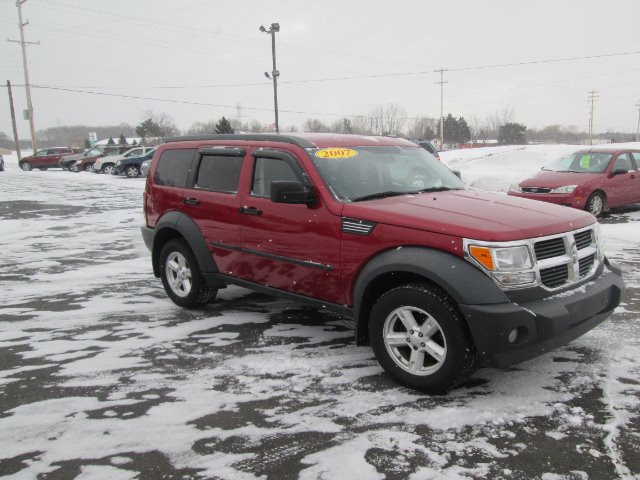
303 118 331 132
406 116 437 139
486 106 516 136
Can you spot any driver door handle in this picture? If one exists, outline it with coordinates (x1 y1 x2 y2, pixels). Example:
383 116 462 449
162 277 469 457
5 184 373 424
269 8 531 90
183 197 200 206
240 206 262 216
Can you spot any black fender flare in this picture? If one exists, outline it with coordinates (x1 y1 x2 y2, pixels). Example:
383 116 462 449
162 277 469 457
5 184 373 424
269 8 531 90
149 211 219 278
352 247 510 344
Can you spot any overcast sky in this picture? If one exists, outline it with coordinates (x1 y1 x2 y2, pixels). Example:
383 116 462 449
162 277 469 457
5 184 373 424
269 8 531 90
1 0 639 140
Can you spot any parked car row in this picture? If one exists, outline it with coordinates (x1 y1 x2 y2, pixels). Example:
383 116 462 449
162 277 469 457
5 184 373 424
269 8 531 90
17 145 155 177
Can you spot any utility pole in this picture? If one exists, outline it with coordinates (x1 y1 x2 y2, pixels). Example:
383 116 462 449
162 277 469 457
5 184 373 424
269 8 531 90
6 80 22 160
435 68 448 149
8 0 39 154
635 101 640 142
587 90 599 146
259 22 280 133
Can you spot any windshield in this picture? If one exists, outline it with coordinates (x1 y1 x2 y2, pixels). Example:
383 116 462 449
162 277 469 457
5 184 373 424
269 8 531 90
543 152 612 174
85 148 101 156
309 146 465 202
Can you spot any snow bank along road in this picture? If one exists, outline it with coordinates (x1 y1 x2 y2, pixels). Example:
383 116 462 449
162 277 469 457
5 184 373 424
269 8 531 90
0 161 639 479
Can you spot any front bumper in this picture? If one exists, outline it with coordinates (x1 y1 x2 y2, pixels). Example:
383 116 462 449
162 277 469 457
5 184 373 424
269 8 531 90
460 260 624 368
508 191 586 209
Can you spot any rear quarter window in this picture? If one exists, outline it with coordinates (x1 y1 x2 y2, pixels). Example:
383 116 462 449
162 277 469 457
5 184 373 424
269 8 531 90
154 149 195 187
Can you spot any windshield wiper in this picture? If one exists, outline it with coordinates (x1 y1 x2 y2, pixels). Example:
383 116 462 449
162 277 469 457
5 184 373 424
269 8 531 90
416 186 452 193
351 191 407 202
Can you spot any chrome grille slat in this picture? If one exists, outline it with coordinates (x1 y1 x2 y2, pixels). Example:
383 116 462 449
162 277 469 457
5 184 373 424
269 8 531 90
574 230 592 250
534 238 566 260
540 264 569 288
579 254 595 277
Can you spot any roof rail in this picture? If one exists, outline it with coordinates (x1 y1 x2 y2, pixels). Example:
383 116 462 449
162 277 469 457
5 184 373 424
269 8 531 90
164 134 316 148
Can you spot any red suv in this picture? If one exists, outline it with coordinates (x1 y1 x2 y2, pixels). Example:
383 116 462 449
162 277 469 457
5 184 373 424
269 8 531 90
142 134 624 392
19 147 82 171
509 148 640 217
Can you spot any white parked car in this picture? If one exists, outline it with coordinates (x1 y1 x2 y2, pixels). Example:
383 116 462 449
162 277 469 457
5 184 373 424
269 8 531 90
93 147 154 174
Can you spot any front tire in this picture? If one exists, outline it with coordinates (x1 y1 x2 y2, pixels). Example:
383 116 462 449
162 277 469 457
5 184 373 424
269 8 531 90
102 164 115 175
159 239 217 308
369 283 477 393
21 162 32 171
585 192 605 217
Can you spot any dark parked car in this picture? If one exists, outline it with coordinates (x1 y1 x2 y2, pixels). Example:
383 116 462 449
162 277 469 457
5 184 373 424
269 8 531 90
415 140 440 160
113 148 156 177
19 147 82 171
141 133 623 393
0 154 4 171
509 148 640 217
60 146 130 172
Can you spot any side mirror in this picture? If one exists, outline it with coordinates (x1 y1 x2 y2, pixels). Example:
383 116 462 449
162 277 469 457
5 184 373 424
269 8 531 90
270 181 315 205
452 170 462 179
610 168 628 176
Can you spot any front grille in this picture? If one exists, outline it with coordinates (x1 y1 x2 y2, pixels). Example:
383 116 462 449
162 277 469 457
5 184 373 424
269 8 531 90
534 237 565 260
579 254 595 277
574 230 592 250
540 264 569 288
522 187 551 194
532 226 599 290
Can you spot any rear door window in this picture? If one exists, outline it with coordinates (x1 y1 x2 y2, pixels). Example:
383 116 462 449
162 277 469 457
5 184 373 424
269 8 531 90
195 155 243 193
154 149 195 187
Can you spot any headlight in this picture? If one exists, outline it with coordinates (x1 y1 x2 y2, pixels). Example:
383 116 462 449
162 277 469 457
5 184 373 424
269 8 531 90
509 183 523 193
549 185 577 194
115 160 122 166
467 243 535 287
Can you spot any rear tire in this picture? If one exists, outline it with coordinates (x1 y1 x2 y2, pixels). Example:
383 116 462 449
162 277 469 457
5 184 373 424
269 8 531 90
21 162 32 171
159 239 217 308
585 192 605 217
369 283 477 393
125 165 140 178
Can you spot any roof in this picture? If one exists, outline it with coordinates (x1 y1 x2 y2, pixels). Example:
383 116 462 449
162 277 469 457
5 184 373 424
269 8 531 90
576 147 639 154
165 133 417 149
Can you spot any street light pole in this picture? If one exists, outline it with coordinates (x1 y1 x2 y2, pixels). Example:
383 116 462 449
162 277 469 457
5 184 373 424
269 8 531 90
260 22 280 133
8 0 39 154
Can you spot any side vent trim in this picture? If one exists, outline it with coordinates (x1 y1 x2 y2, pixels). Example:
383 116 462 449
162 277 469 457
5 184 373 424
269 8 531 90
342 218 376 236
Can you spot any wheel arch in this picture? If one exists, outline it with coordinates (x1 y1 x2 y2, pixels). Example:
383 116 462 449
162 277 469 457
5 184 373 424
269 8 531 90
352 247 510 345
150 211 220 279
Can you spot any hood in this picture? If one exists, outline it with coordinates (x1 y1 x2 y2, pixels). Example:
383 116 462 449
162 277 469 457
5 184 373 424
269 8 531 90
519 170 601 189
341 189 594 242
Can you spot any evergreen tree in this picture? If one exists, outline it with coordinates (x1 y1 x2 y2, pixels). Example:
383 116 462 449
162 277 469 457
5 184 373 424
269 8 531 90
215 116 234 134
498 123 527 145
118 134 127 145
107 136 115 145
84 138 91 149
457 117 471 143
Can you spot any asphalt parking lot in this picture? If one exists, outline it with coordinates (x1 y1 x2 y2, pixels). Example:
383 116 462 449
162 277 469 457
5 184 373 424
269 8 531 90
1 170 639 480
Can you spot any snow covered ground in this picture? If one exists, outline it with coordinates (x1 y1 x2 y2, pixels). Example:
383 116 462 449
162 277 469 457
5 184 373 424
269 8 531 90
0 145 639 479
